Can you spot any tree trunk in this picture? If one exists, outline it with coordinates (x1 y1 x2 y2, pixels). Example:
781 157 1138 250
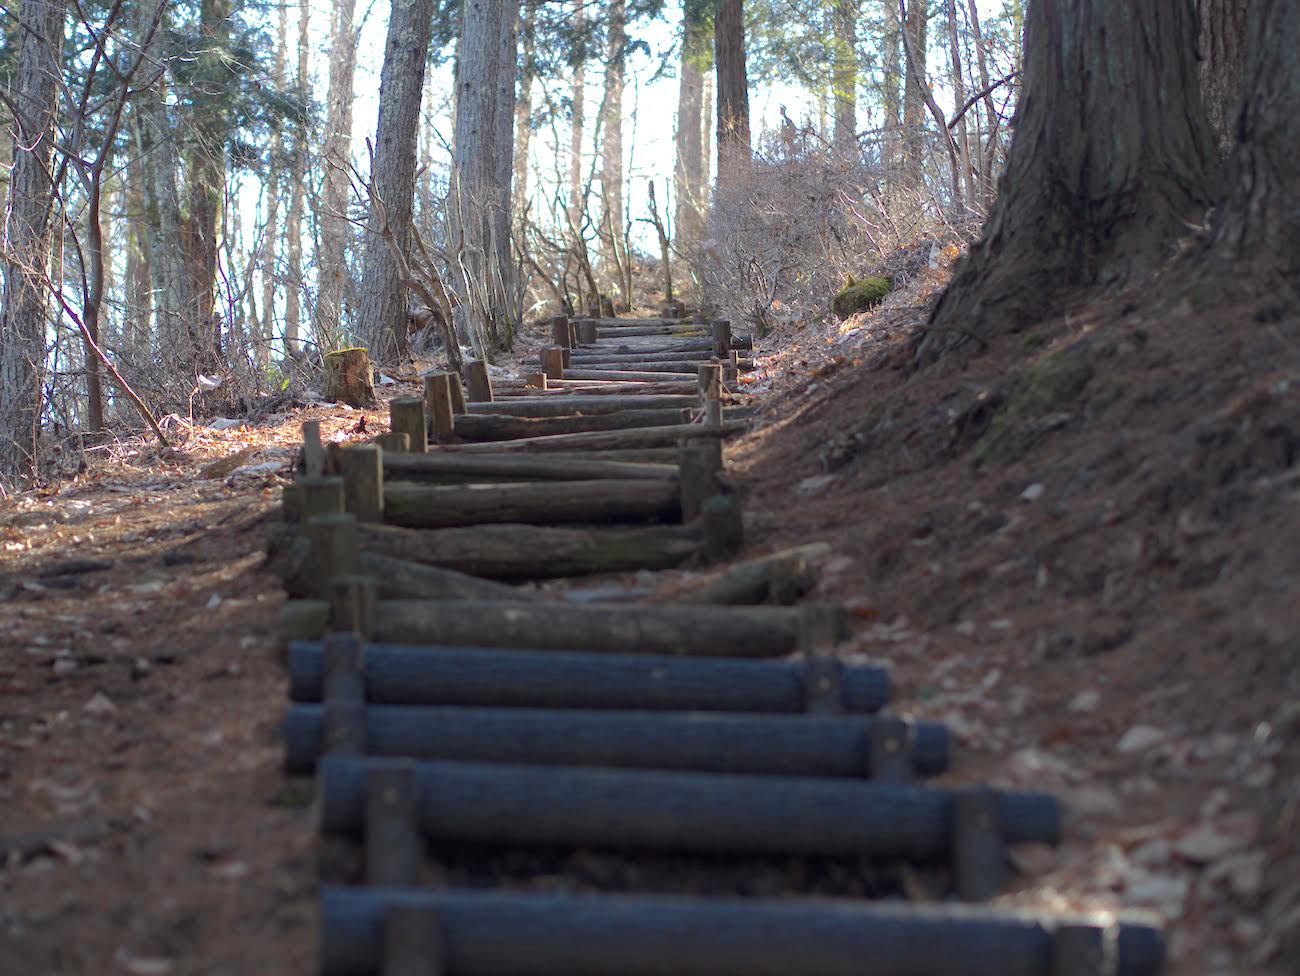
673 1 709 248
358 0 434 362
945 0 976 208
512 0 536 211
713 0 750 186
491 0 518 348
901 0 928 178
283 0 310 355
0 0 65 480
831 0 857 156
315 0 360 350
600 0 627 284
1209 0 1300 278
881 0 902 173
925 0 1217 353
1196 0 1248 155
568 0 586 231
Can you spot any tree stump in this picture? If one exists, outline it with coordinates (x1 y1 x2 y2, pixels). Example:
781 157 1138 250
325 348 377 407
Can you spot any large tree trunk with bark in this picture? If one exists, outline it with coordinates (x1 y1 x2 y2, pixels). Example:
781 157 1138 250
881 0 902 174
600 0 627 282
900 0 928 179
282 0 310 355
1196 0 1248 154
831 0 857 156
358 0 434 361
512 0 536 212
568 0 585 232
673 0 710 249
925 0 1217 354
0 0 65 481
713 0 750 187
1209 0 1300 278
316 0 360 349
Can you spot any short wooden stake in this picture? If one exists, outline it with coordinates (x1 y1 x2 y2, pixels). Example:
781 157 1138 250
302 420 326 477
305 513 361 595
375 432 410 453
868 715 914 783
550 315 572 348
1051 924 1116 976
423 373 456 443
329 574 377 637
951 788 1007 901
577 319 598 345
382 904 443 976
464 360 493 403
366 763 421 886
712 319 732 359
724 350 740 384
523 371 548 390
541 347 566 381
322 633 365 756
802 657 844 714
298 475 345 523
389 396 428 454
447 374 467 414
700 494 742 562
678 445 721 522
340 444 384 523
698 363 723 426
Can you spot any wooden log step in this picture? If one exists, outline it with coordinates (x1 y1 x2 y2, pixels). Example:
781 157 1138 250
287 642 892 713
283 705 950 778
453 409 690 441
358 522 702 579
562 369 701 383
382 453 679 484
462 395 698 417
432 422 746 455
317 757 1061 859
383 480 681 529
358 553 537 603
356 599 840 656
595 327 706 338
661 543 831 605
496 381 700 396
319 887 1165 976
567 350 713 364
563 360 717 374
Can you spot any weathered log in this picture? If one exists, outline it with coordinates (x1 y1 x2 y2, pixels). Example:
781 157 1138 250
284 705 949 778
678 445 722 521
447 374 467 414
463 360 493 402
359 552 537 602
701 495 744 562
423 373 456 443
358 599 845 656
550 315 572 348
563 369 700 384
358 522 701 579
382 480 681 529
320 887 1165 976
533 379 699 395
373 433 410 454
712 319 732 358
596 327 706 338
383 452 678 483
576 319 598 344
462 395 698 417
287 642 892 713
541 347 566 380
340 444 384 523
667 544 832 605
317 757 1062 859
568 349 712 363
280 599 329 645
324 348 376 407
453 409 690 441
434 422 746 455
566 360 716 373
388 397 427 454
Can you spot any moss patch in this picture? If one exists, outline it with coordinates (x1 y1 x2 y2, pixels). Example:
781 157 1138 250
832 275 892 318
975 343 1096 465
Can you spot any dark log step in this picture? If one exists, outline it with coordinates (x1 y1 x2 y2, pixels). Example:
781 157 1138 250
382 480 681 529
287 642 891 713
358 523 701 579
567 350 712 363
317 757 1061 859
452 409 689 441
282 705 948 778
462 395 698 417
562 369 700 384
382 452 678 484
431 422 746 455
320 886 1164 976
563 360 717 374
359 552 535 602
363 599 839 657
595 327 707 338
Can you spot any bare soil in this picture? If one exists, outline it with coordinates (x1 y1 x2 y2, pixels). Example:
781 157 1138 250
1 280 1297 974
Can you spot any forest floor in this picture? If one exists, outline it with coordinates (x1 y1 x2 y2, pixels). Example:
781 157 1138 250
1 273 1297 974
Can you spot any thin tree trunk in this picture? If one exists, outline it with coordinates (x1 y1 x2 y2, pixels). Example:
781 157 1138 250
881 0 902 173
713 0 750 186
600 0 626 277
260 0 288 365
963 0 1000 207
901 0 927 178
0 0 65 479
358 0 435 361
491 0 519 347
673 1 708 248
283 0 310 355
512 0 536 211
945 0 976 208
568 0 585 231
831 0 857 156
926 0 1217 353
316 0 360 349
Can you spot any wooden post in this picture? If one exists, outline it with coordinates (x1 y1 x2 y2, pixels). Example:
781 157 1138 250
382 904 443 976
800 603 846 714
698 363 723 426
340 445 384 523
1051 924 1112 976
464 360 493 402
366 764 421 886
299 475 345 522
523 371 548 390
329 575 377 637
724 350 740 385
447 374 467 414
423 373 456 443
389 397 427 453
577 319 598 345
951 789 1007 901
550 315 572 348
305 513 362 595
712 319 732 359
322 633 366 756
679 445 721 521
302 420 326 476
541 347 566 381
868 716 914 783
700 494 743 562
375 433 410 453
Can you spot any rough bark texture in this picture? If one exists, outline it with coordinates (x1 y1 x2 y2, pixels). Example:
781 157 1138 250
881 0 902 172
673 1 710 247
831 0 857 156
315 0 360 348
567 0 585 231
0 0 64 481
926 0 1217 351
1210 0 1300 278
901 0 928 176
1196 0 1248 154
282 0 310 353
358 0 434 361
713 0 750 185
512 0 536 210
600 0 627 270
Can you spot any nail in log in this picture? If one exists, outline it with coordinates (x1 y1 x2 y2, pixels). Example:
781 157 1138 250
463 360 493 403
388 397 427 453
